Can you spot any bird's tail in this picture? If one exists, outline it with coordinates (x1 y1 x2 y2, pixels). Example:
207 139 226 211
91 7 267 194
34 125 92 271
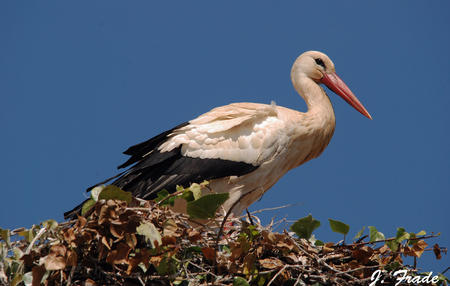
63 198 90 220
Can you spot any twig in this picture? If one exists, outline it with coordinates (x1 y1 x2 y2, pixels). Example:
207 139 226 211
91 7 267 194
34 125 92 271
348 233 440 247
284 232 361 283
267 265 288 286
243 204 296 217
66 266 76 286
293 274 306 286
215 197 241 248
342 265 379 274
187 261 218 279
125 207 153 212
25 227 46 255
157 190 184 205
245 208 254 225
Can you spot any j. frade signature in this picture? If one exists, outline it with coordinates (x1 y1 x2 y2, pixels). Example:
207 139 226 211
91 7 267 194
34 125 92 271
370 269 440 285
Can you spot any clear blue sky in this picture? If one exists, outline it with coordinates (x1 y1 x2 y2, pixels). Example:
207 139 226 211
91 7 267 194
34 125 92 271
1 1 448 272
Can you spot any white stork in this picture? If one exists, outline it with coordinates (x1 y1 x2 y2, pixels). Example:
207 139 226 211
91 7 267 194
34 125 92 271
64 51 371 219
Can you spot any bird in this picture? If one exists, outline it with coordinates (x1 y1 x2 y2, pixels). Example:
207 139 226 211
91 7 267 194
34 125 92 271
64 51 371 220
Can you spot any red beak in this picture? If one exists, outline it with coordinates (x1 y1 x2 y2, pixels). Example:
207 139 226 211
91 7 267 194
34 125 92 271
321 72 372 120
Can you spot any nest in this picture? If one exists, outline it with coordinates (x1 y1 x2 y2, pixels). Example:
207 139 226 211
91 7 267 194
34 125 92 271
0 197 446 286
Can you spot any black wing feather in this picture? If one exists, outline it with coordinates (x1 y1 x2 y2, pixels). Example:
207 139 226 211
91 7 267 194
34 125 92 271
64 122 258 219
118 121 189 169
113 146 257 199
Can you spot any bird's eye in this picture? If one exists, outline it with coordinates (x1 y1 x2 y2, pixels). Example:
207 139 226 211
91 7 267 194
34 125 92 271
315 58 326 69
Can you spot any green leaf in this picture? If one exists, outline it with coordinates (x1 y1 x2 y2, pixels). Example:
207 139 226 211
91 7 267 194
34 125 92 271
18 226 38 243
10 274 23 286
155 256 177 275
81 199 96 216
384 261 401 271
180 190 195 202
290 214 321 239
386 228 409 251
328 219 350 235
187 193 229 219
315 240 324 246
136 222 162 248
0 228 10 247
188 183 203 200
368 226 385 242
395 227 410 243
12 247 24 260
408 232 418 245
354 226 365 240
186 246 202 254
233 276 250 286
155 189 173 206
386 240 399 252
90 185 105 201
416 230 426 236
42 219 58 230
98 185 132 203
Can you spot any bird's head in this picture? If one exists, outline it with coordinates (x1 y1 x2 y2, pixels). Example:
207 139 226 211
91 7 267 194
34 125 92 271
291 51 372 120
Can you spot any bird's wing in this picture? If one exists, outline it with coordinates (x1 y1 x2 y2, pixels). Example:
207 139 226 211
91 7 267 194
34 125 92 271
109 102 289 199
159 102 287 164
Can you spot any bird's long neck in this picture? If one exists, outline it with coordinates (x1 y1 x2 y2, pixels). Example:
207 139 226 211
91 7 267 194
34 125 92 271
292 76 336 159
294 76 335 127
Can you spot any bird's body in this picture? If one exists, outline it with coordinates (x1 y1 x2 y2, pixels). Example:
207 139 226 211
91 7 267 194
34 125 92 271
64 51 371 219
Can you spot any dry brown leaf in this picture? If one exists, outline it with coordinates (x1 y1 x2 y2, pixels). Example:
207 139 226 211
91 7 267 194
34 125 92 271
110 224 124 239
127 248 151 274
41 244 67 270
101 236 111 250
284 253 299 264
163 219 179 237
84 278 97 286
378 244 389 254
243 253 257 275
63 228 76 245
433 243 442 260
125 233 137 249
259 258 283 269
150 255 163 267
230 244 243 261
32 265 46 286
394 254 403 263
75 215 87 229
98 204 111 225
322 245 334 254
66 249 78 266
404 240 428 258
256 245 263 257
351 246 374 264
97 241 108 260
202 247 216 262
187 229 201 242
277 240 294 251
77 230 94 245
262 230 276 243
380 256 391 266
162 235 177 246
106 242 131 265
324 242 335 248
21 253 33 268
